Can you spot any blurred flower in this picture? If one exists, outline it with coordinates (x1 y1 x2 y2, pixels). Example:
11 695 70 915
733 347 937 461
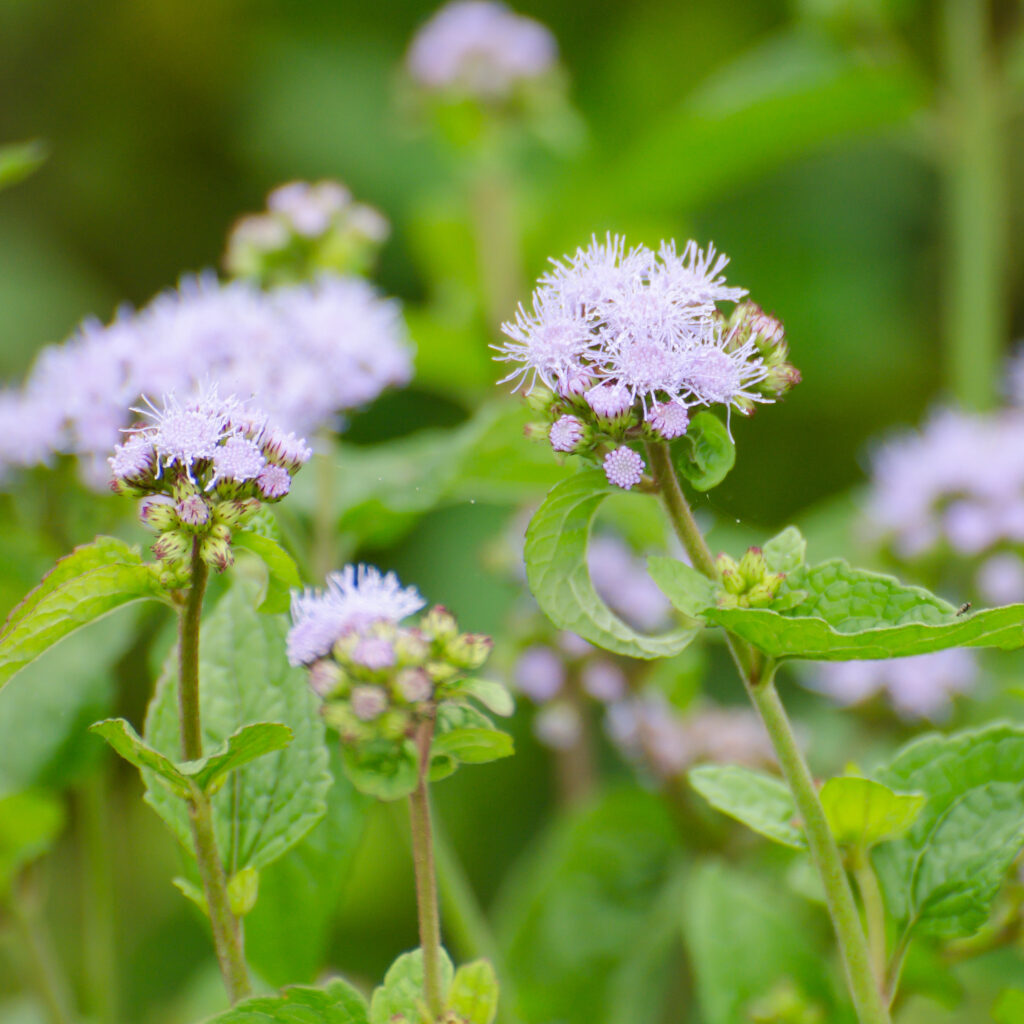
587 535 672 632
533 702 581 749
806 649 978 721
513 645 565 702
406 1 558 100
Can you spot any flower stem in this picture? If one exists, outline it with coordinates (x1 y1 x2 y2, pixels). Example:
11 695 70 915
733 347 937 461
177 542 252 1003
852 848 888 987
648 443 891 1024
409 719 444 1020
940 0 1005 411
9 878 75 1024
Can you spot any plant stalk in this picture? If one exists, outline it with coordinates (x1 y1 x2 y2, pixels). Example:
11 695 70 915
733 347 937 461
10 880 75 1024
852 848 888 987
409 719 444 1019
177 542 252 1003
649 442 891 1024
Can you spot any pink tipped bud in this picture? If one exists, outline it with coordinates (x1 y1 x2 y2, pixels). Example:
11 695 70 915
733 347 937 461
200 534 234 572
446 632 493 671
309 658 346 698
153 530 191 563
139 495 178 532
350 684 388 722
176 494 210 530
549 415 586 453
213 498 261 528
256 464 291 500
262 428 312 471
421 606 459 643
396 667 433 703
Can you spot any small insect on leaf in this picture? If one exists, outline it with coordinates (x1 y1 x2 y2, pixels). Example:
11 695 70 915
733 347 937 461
956 602 971 617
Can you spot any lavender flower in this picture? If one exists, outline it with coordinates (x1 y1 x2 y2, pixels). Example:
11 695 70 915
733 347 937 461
588 535 672 633
603 446 644 490
406 1 558 100
645 400 689 440
807 649 978 721
513 645 565 702
549 414 585 453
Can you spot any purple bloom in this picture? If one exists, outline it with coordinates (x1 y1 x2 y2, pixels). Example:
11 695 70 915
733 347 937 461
646 401 689 440
580 660 626 702
406 1 557 99
533 702 581 749
109 434 156 483
256 464 291 499
353 636 397 670
176 494 210 527
977 553 1024 604
587 535 671 632
513 645 565 702
603 446 644 490
267 181 350 237
585 383 631 419
210 436 266 487
549 414 584 453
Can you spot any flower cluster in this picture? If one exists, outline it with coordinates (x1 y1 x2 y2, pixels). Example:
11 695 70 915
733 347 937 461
806 649 978 722
714 547 787 609
406 1 558 101
288 566 495 745
225 180 389 284
109 386 310 584
497 236 797 490
2 273 411 489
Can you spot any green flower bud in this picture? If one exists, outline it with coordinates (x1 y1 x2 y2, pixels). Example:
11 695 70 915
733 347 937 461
395 667 433 703
139 496 179 532
446 632 493 671
200 533 234 572
738 547 768 587
746 577 783 608
523 421 550 443
395 629 431 666
153 529 191 563
525 384 556 414
213 498 261 528
716 553 745 595
350 684 388 722
227 867 259 918
309 658 347 698
426 660 460 686
421 606 459 644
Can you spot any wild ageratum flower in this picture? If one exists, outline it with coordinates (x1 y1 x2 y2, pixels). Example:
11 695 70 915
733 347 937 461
549 414 585 453
603 446 644 490
406 0 558 100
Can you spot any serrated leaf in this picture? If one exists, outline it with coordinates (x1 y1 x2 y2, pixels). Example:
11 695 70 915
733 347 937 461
446 960 498 1024
819 776 923 849
670 412 735 491
441 678 514 717
763 526 806 574
688 764 805 849
873 724 1024 939
90 718 191 797
231 532 301 615
524 472 697 659
655 552 1024 660
0 790 65 895
370 948 454 1024
994 990 1024 1024
143 583 330 872
246 747 371 985
0 540 168 687
187 723 293 792
431 727 514 765
203 979 370 1023
342 740 419 801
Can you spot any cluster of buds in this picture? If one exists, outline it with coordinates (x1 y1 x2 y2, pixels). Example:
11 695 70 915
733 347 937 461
720 302 801 408
714 547 787 609
224 180 389 284
109 388 310 586
313 605 494 744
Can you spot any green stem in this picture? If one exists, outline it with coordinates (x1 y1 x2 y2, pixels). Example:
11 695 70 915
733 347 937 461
852 849 888 989
177 542 252 1003
9 880 75 1024
650 444 891 1024
940 0 1005 410
469 161 523 333
409 719 444 1020
78 767 118 1024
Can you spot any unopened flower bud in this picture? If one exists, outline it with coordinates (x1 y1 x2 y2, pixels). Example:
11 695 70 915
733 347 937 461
716 553 745 595
738 547 768 587
759 361 802 399
427 660 459 686
256 464 291 500
139 495 178 532
525 384 556 414
157 559 191 589
549 415 586 453
213 498 261 528
585 383 632 421
446 632 493 670
200 533 234 572
261 429 312 472
309 658 346 698
396 667 433 703
153 530 191 563
176 494 210 531
523 421 550 443
210 522 232 543
352 636 396 671
350 684 388 722
395 628 431 665
421 606 459 643
746 575 784 608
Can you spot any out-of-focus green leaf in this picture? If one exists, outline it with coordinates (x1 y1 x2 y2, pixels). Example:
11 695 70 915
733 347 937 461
439 678 515 717
874 724 1024 940
341 740 420 802
819 776 923 849
496 788 680 1024
370 948 454 1024
688 764 804 849
682 860 847 1024
202 979 370 1023
445 960 499 1024
994 990 1024 1024
669 412 736 492
0 538 168 688
246 747 371 986
231 532 301 615
0 140 46 191
0 790 65 895
524 471 697 659
144 584 330 872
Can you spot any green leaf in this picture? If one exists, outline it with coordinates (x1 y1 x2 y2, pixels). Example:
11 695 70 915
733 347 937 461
0 790 65 895
819 776 924 849
202 979 370 1023
646 557 715 619
681 861 848 1024
445 960 499 1024
0 539 168 688
431 727 514 765
688 764 805 849
440 678 514 717
654 551 1024 660
370 948 455 1024
873 724 1024 940
524 472 697 659
496 788 680 1024
89 719 191 798
143 584 330 872
187 723 293 792
227 866 259 918
0 140 47 191
670 411 736 492
763 526 807 574
231 532 301 615
994 990 1024 1024
246 747 371 986
341 740 419 801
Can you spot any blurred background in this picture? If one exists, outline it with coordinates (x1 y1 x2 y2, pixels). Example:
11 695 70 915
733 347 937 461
2 1 1024 1022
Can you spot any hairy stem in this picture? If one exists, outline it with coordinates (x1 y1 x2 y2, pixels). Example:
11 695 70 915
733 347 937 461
852 849 888 988
941 0 1005 410
10 879 75 1024
178 542 252 1003
409 719 444 1019
649 443 891 1024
